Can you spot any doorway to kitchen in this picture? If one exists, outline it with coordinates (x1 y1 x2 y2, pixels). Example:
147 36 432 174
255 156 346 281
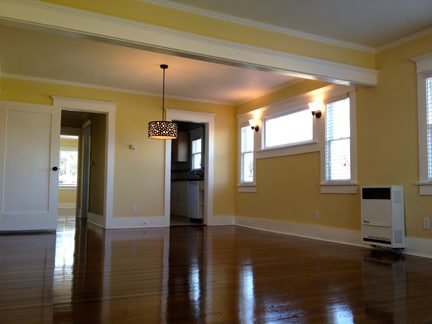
170 121 205 226
165 109 215 227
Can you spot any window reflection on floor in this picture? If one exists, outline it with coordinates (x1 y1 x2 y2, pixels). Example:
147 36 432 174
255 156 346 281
54 217 76 304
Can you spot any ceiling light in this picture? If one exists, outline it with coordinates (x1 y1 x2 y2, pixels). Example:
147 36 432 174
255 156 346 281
148 64 178 139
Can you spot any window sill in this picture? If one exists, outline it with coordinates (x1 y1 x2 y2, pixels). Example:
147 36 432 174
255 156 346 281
256 140 319 159
417 181 432 195
320 182 358 194
237 184 257 193
59 185 77 190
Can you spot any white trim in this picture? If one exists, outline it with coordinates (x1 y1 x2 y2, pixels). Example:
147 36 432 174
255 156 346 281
165 109 215 226
207 215 235 226
320 88 358 193
235 216 432 259
320 182 358 194
235 216 363 246
405 236 432 259
377 27 432 53
0 0 377 86
52 96 116 228
140 0 375 53
2 73 230 105
237 185 257 193
413 53 432 195
257 141 320 159
103 216 166 229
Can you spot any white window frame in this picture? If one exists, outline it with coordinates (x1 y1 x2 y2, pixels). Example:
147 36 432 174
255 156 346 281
191 138 202 170
320 88 357 194
236 85 356 193
59 135 79 189
413 53 432 195
237 118 257 192
256 96 321 159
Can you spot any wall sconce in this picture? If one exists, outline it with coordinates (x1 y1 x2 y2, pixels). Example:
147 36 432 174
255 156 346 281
249 119 259 132
309 102 322 119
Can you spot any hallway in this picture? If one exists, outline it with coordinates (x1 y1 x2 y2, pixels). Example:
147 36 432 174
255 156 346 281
0 219 432 322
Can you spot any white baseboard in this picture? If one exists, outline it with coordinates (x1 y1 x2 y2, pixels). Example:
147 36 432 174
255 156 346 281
235 216 363 246
405 237 432 259
235 216 432 259
207 215 235 225
105 216 166 229
87 212 104 228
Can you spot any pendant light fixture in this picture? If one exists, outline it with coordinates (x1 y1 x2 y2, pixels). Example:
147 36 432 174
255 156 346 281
148 64 178 139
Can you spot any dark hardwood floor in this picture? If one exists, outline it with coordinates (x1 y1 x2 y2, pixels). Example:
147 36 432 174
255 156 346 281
0 217 431 323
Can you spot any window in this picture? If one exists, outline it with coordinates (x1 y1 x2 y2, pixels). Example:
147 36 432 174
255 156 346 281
426 76 432 180
191 138 202 170
240 125 254 184
59 135 78 187
325 98 351 181
320 88 357 194
414 53 432 195
264 109 312 148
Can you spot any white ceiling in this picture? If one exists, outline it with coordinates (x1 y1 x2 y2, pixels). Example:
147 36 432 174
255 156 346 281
0 0 431 104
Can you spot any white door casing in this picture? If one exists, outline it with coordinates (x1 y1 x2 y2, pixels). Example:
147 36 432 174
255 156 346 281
0 101 60 231
165 109 215 226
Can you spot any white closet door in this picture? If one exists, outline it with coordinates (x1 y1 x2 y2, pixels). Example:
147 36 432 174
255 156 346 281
0 101 60 231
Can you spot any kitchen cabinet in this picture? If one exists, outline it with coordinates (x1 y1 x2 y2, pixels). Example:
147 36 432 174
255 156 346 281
170 180 204 219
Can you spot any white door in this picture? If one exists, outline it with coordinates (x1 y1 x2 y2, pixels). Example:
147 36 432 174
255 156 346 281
0 101 60 231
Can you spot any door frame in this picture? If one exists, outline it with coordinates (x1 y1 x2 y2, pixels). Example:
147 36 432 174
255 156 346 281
53 96 116 228
165 109 215 226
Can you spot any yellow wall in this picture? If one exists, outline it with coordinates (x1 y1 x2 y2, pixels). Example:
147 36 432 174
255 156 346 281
0 77 236 219
235 33 432 240
2 1 431 243
41 0 374 68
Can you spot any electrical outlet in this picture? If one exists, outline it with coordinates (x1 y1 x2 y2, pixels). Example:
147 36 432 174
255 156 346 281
315 210 320 220
131 205 137 214
424 217 430 230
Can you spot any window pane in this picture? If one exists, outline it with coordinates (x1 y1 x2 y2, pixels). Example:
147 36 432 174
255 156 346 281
242 152 254 183
241 126 253 152
326 138 351 180
192 138 202 154
192 153 201 170
426 77 432 179
240 125 254 183
59 150 78 186
326 98 350 140
264 109 312 148
325 98 351 181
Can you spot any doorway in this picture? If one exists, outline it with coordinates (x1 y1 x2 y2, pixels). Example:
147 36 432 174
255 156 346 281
165 109 215 227
170 121 205 226
58 109 107 229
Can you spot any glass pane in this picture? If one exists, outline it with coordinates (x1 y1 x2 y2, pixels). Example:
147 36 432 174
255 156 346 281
241 126 253 152
59 150 78 186
326 138 351 180
242 152 254 183
192 153 201 170
265 109 312 147
192 138 202 154
426 77 432 179
326 98 350 140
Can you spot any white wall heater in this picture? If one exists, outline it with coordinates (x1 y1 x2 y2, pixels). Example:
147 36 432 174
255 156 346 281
361 186 406 249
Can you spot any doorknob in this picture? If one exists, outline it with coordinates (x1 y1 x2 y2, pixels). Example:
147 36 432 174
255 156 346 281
52 166 59 171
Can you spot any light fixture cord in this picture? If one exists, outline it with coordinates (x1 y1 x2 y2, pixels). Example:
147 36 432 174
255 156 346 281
162 65 166 120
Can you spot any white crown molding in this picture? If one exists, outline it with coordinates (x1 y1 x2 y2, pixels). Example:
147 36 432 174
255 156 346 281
1 73 232 105
377 26 432 53
0 0 378 87
140 0 375 54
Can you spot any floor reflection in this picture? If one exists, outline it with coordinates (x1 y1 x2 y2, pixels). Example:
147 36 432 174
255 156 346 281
1 220 432 322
